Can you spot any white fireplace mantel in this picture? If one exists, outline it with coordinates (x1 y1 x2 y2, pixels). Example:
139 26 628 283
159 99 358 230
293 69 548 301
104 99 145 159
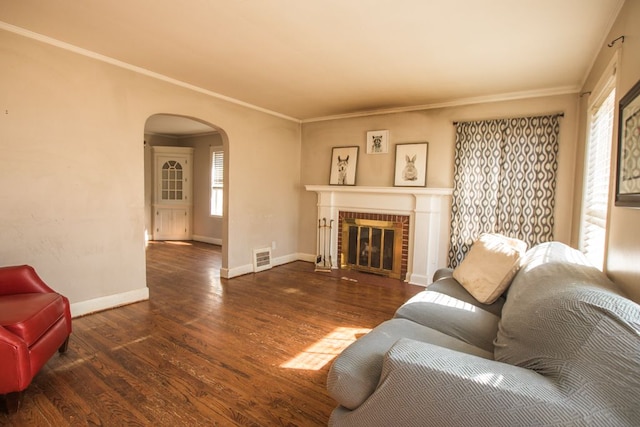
305 185 453 286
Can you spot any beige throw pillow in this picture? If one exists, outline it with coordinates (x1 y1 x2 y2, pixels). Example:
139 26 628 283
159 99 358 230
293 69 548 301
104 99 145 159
453 233 527 304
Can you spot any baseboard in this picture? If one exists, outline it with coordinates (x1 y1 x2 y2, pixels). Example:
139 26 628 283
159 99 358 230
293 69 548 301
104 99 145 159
192 235 222 246
223 263 254 278
222 252 317 279
272 253 299 266
295 252 318 263
406 272 430 287
70 287 149 318
202 247 431 282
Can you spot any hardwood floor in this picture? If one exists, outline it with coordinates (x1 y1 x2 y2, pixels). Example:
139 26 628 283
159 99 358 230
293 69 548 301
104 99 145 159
1 241 423 426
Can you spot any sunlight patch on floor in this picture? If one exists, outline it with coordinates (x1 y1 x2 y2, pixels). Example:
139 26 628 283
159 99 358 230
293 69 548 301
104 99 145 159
146 240 194 246
280 327 371 370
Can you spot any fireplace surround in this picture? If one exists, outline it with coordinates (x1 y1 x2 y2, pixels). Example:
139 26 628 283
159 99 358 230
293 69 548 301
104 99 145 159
306 185 453 286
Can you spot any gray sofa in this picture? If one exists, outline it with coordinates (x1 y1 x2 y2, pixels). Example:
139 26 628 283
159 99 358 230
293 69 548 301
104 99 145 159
327 242 640 426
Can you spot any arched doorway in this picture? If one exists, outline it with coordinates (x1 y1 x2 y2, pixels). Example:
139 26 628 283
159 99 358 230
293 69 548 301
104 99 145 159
143 113 228 271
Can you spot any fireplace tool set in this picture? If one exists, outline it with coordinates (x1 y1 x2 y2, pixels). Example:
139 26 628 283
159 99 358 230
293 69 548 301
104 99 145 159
315 218 333 272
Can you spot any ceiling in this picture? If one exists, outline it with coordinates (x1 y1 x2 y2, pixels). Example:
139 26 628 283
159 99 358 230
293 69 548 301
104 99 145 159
0 0 624 132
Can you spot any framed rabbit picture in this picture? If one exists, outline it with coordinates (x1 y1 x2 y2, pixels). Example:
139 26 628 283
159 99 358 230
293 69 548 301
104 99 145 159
394 142 428 187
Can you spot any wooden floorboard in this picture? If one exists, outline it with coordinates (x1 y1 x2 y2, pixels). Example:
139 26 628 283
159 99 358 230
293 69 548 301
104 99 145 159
1 241 423 426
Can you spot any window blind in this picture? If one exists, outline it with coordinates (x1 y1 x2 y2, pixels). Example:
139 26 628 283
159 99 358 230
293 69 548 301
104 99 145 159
580 89 615 269
212 151 224 187
210 150 224 216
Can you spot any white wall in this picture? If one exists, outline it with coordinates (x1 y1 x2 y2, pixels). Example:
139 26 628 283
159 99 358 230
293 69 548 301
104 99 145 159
0 29 301 315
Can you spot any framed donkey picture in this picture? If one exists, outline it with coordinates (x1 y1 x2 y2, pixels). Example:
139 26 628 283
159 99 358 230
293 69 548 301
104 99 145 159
329 146 359 185
394 142 428 187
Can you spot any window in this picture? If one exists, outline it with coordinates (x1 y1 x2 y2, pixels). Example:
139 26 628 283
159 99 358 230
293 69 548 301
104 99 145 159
579 56 617 269
210 149 224 216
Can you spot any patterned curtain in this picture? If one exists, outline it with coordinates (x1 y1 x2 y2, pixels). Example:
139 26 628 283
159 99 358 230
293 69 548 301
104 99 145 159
448 115 560 268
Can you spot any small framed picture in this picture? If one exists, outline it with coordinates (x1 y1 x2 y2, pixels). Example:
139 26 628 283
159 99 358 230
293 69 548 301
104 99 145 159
394 142 428 187
366 130 389 154
329 146 359 185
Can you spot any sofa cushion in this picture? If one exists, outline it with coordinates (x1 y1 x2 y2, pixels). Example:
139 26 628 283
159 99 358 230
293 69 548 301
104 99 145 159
394 285 501 352
327 318 493 411
453 233 527 304
427 277 505 316
0 293 65 347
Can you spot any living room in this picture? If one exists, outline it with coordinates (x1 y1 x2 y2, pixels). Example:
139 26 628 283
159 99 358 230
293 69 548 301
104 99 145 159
1 0 639 424
2 1 639 312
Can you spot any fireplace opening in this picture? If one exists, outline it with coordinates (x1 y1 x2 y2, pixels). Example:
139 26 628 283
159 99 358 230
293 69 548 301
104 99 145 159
341 217 404 279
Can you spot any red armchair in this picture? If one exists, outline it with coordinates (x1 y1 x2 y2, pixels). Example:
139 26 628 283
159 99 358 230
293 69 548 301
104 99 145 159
0 265 72 412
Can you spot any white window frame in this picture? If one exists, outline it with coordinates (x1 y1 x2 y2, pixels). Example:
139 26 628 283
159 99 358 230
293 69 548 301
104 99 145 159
579 53 618 270
210 147 224 217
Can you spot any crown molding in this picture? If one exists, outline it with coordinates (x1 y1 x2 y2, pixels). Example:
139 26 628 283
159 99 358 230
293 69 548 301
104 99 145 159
302 86 580 123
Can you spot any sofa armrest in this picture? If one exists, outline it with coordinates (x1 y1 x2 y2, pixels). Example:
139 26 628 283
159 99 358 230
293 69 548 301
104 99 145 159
0 265 57 296
331 338 579 427
432 267 453 282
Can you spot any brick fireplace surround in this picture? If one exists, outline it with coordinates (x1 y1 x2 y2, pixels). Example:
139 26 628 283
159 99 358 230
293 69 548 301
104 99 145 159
305 185 453 286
